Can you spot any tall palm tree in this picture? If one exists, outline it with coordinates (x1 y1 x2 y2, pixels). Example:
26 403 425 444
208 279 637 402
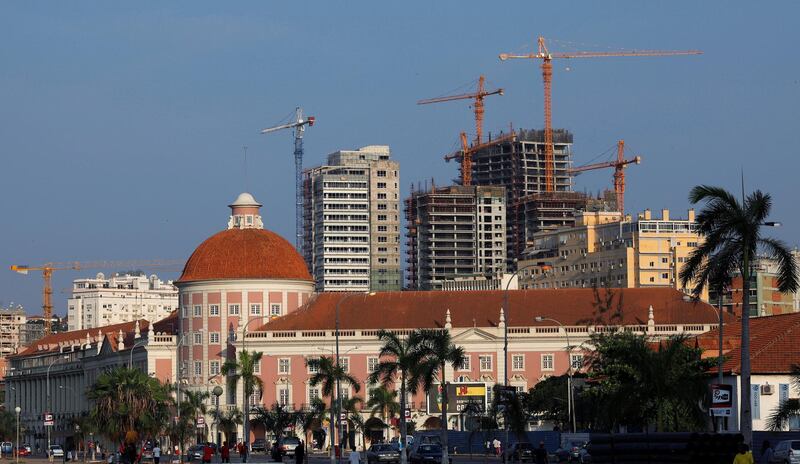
680 185 798 443
222 350 264 452
87 366 172 445
415 329 466 464
367 329 427 464
256 403 297 441
297 398 328 448
306 356 361 461
366 386 400 439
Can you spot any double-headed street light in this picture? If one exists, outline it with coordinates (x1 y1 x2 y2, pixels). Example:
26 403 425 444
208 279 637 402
534 316 576 433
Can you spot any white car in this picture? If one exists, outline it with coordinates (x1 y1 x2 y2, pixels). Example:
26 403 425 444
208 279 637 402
49 445 64 458
771 440 800 464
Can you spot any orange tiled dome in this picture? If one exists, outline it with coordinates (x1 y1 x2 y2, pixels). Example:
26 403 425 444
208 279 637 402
178 228 312 283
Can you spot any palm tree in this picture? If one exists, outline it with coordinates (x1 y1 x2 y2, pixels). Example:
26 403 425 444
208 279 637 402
181 390 210 443
87 366 172 445
415 329 466 464
341 396 364 450
680 185 798 443
367 329 427 464
222 350 264 452
767 365 800 430
366 386 400 441
297 398 328 448
216 407 243 444
256 403 297 442
306 356 361 459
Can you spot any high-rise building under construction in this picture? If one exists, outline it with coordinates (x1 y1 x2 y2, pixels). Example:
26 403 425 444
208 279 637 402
405 185 506 290
470 128 585 262
303 145 401 292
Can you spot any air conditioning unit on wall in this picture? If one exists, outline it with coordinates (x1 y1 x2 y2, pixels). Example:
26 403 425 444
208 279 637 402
761 384 775 395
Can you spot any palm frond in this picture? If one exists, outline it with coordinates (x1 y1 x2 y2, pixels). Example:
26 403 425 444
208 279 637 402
759 237 800 293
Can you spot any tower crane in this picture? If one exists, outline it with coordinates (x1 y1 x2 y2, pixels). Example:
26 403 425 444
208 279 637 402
10 259 183 335
568 140 641 214
418 75 504 146
499 36 701 193
260 107 315 251
444 130 516 186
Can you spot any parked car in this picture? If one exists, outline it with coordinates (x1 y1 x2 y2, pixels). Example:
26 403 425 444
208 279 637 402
0 443 13 456
141 443 155 462
367 444 401 464
408 443 443 464
505 443 534 462
186 445 204 461
771 440 800 463
574 442 592 464
49 445 65 458
251 438 267 453
17 445 31 457
279 437 301 457
554 447 571 463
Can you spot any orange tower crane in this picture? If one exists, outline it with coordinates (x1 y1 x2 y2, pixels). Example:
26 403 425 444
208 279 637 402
567 140 641 214
10 259 183 335
418 75 504 146
500 36 701 193
444 130 517 186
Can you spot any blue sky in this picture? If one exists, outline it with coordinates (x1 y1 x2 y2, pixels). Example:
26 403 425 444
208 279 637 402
2 1 799 315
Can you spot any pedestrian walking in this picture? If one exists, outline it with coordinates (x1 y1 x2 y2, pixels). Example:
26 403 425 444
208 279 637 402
534 442 548 464
220 442 230 464
760 441 773 464
493 439 501 457
348 446 361 464
733 443 754 464
295 441 304 464
202 444 213 464
153 444 161 464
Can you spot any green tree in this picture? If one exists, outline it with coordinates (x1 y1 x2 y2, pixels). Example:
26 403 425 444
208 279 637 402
306 356 361 456
0 410 17 441
297 398 328 446
341 396 364 450
87 366 172 444
415 329 466 464
367 329 427 464
366 386 400 436
583 332 712 432
679 185 799 443
254 403 297 441
222 350 264 450
181 390 210 443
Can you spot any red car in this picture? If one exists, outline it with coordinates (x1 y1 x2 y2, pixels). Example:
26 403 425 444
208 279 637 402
16 446 31 457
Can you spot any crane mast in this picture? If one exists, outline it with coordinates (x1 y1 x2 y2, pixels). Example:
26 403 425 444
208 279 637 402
567 140 641 214
260 107 315 251
500 36 701 193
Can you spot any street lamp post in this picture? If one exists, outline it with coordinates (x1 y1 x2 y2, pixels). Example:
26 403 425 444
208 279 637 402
129 339 149 369
240 317 268 463
333 293 374 464
534 316 576 433
212 386 223 447
46 355 69 460
15 406 21 464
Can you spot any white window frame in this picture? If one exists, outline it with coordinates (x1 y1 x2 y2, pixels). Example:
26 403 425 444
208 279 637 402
181 306 188 318
479 355 492 372
209 361 220 375
512 354 525 371
253 360 261 374
209 304 220 316
228 304 240 315
541 354 554 371
571 354 584 370
270 303 282 316
460 355 471 371
209 332 220 344
368 357 379 373
340 357 350 373
278 358 291 374
194 361 202 376
307 357 320 374
193 332 202 345
193 305 202 317
278 386 290 406
308 387 321 403
250 303 262 316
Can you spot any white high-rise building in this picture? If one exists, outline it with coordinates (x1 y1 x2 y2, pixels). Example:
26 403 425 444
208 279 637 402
303 145 401 291
67 272 178 330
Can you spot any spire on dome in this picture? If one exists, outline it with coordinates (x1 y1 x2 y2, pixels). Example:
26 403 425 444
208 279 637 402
228 192 264 230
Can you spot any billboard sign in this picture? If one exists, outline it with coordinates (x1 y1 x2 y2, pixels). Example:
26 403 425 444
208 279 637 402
426 383 487 414
710 384 733 417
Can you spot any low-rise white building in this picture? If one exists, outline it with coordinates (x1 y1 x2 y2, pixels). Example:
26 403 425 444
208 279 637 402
67 272 178 330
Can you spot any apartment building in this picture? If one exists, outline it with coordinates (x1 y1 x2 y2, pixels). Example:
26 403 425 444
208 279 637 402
67 272 178 330
518 208 705 299
303 145 401 291
0 305 26 356
405 185 506 290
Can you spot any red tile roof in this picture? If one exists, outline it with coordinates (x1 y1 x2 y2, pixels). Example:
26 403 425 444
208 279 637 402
698 312 800 374
177 228 312 283
12 310 178 358
263 287 723 331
